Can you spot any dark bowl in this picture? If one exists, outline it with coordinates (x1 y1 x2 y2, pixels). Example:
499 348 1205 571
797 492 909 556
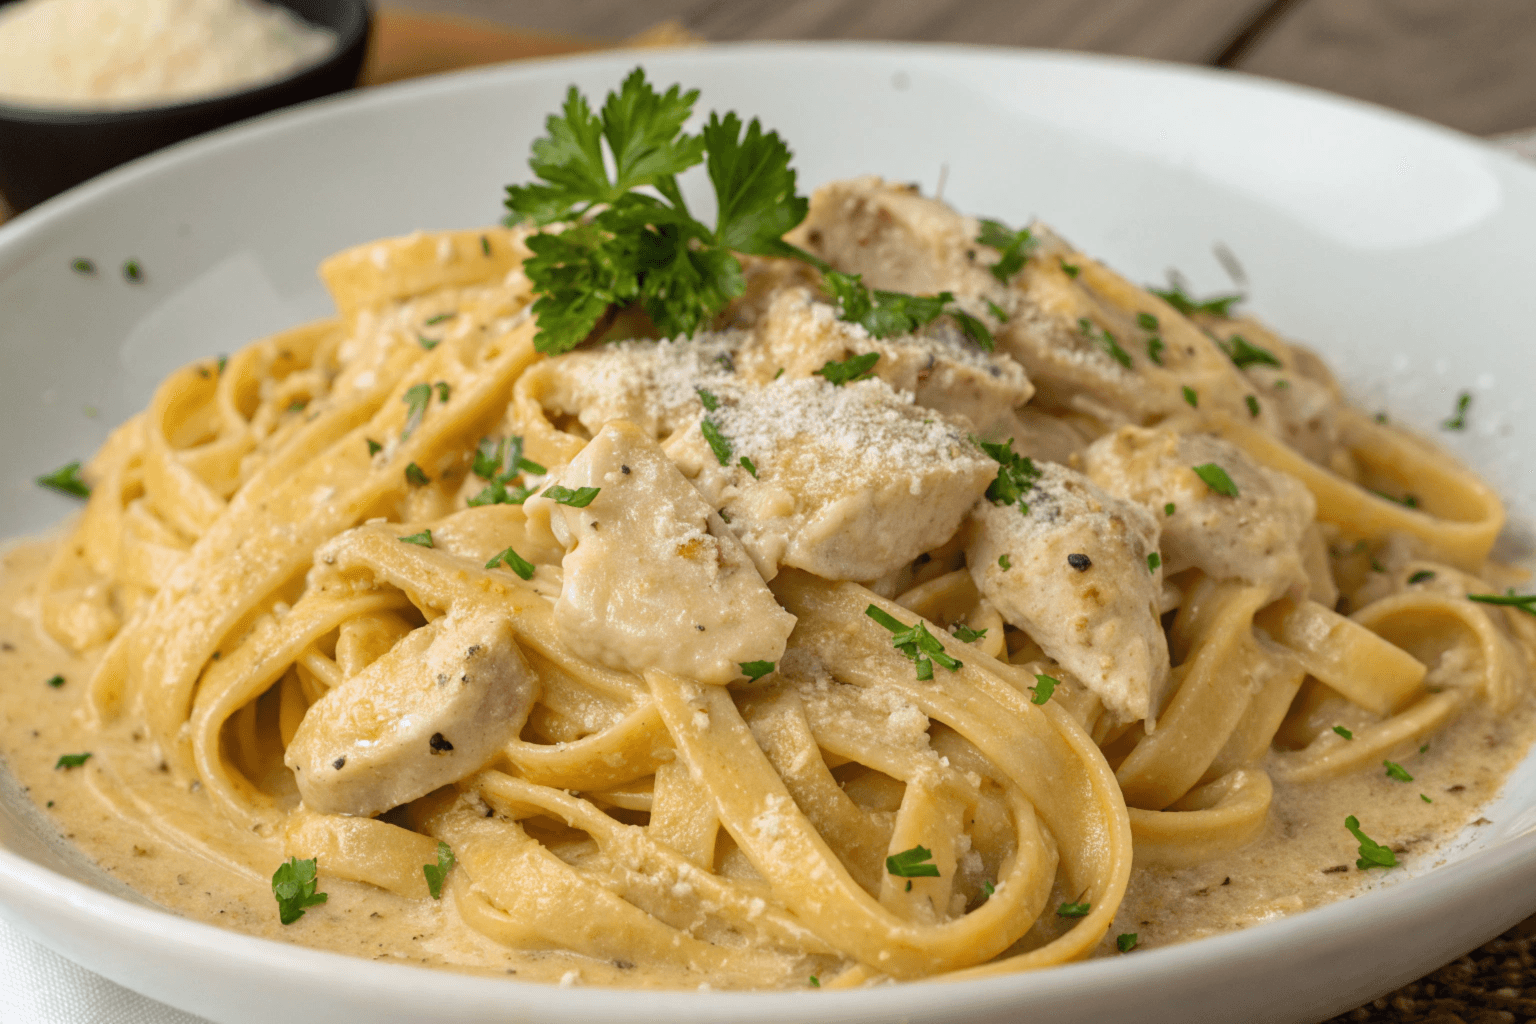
0 0 371 215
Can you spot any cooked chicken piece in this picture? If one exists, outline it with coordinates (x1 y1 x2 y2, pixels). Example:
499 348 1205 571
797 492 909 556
1082 426 1315 596
286 608 536 817
793 176 1269 433
742 287 1033 433
665 375 996 582
966 461 1169 723
523 421 794 684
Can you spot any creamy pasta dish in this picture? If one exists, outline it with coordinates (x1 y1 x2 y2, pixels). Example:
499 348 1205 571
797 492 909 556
3 71 1534 990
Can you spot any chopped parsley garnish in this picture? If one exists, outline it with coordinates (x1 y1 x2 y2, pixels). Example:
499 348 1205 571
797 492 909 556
1442 391 1471 431
506 69 811 353
1137 312 1159 331
1467 590 1536 617
1030 674 1057 705
422 842 455 899
398 530 434 547
468 480 534 507
824 271 993 351
1117 933 1138 953
740 660 775 682
1332 725 1353 740
982 879 996 898
272 856 328 924
1245 395 1260 417
1058 258 1079 278
36 461 90 498
975 437 1040 510
474 436 544 482
1057 901 1091 918
1193 463 1239 497
986 298 1009 321
1164 502 1176 516
1146 336 1165 366
865 604 962 680
1408 570 1436 584
1372 489 1418 508
55 752 91 769
287 399 308 413
435 381 450 402
885 845 940 878
417 335 440 351
696 387 720 411
813 351 879 385
1223 334 1281 369
1152 281 1242 317
122 259 142 282
485 546 536 580
951 623 987 643
1384 761 1413 782
700 419 733 465
1078 317 1131 368
1421 794 1433 803
1374 412 1389 424
976 219 1034 282
404 462 430 486
808 976 820 988
1345 815 1396 870
544 484 601 508
1182 385 1198 408
401 383 432 439
424 312 454 325
998 554 1011 570
46 675 64 688
366 438 382 456
1147 552 1161 573
739 456 758 478
480 234 491 256
72 258 96 274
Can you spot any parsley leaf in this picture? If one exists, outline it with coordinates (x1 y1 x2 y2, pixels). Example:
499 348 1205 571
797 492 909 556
1408 570 1436 584
401 383 432 439
700 419 733 464
404 463 430 487
865 605 962 679
544 485 600 508
1164 502 1176 516
485 546 536 580
885 845 940 878
975 437 1041 510
808 976 820 988
417 335 439 351
1467 590 1536 618
823 271 992 350
36 461 90 498
1333 725 1353 740
951 623 987 643
976 219 1033 282
1117 933 1139 953
422 842 455 900
998 554 1012 570
366 438 382 456
813 351 879 386
398 530 434 547
1057 901 1091 918
1192 463 1239 497
1147 552 1161 573
1152 281 1243 317
1345 815 1397 870
696 387 720 411
1443 391 1471 431
467 480 534 507
1224 334 1281 369
55 752 91 769
1058 258 1079 279
1030 674 1057 705
1079 317 1131 368
740 660 775 682
1137 312 1159 331
46 675 64 688
739 456 758 478
1182 385 1199 408
1245 394 1261 417
1384 760 1414 782
272 856 328 924
703 110 808 257
1146 336 1166 365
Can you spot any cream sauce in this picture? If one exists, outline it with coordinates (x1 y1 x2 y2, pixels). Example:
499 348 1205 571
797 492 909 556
1 537 1533 982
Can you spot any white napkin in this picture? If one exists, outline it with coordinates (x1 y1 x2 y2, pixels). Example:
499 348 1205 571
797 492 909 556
0 916 209 1023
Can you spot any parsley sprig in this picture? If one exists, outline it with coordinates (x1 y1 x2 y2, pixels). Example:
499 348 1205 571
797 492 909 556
975 437 1040 511
824 271 993 351
1345 815 1397 870
1152 279 1243 318
813 351 879 385
976 219 1033 282
866 605 962 680
272 856 328 924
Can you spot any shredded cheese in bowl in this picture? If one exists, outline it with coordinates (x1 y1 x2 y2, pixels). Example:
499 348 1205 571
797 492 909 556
0 0 338 108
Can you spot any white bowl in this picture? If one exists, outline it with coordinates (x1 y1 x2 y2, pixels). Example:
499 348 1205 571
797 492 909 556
2 42 1535 1024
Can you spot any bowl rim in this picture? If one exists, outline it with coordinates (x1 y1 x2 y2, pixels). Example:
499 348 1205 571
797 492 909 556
1 38 1535 1022
0 0 373 124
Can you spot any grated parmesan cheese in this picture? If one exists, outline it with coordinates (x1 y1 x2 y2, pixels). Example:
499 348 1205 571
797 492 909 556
0 0 337 108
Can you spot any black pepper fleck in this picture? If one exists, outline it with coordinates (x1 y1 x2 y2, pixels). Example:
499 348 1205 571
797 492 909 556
1067 553 1092 571
429 733 454 753
333 756 346 769
621 465 631 475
